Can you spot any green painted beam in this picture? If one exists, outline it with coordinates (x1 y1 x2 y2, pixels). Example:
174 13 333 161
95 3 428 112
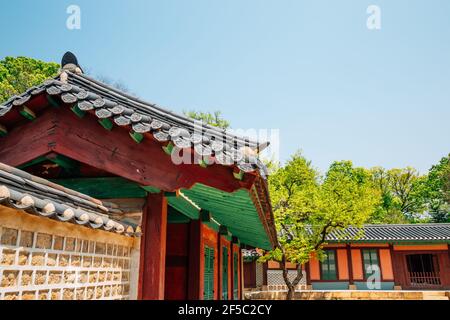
17 154 80 176
50 177 147 198
168 206 191 224
47 95 60 108
17 156 48 170
19 106 36 121
182 184 272 250
162 142 174 155
233 170 244 181
71 104 86 118
167 194 200 220
219 225 229 236
140 185 161 194
164 191 178 197
0 124 8 137
198 156 211 168
129 131 144 144
220 225 233 241
47 154 80 175
200 209 212 222
203 219 220 233
98 118 113 130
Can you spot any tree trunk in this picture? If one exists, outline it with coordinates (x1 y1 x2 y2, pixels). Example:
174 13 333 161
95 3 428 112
281 257 304 300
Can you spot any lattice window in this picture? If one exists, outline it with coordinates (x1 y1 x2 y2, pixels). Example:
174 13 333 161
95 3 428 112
321 250 337 280
255 262 264 286
267 269 307 290
0 226 132 300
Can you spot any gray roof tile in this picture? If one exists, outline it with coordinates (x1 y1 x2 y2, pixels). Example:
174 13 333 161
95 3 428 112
0 71 270 176
326 224 450 242
0 162 139 236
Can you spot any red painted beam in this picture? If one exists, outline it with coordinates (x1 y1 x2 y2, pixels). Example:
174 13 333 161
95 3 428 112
139 193 168 300
0 110 57 167
0 108 256 193
53 107 256 192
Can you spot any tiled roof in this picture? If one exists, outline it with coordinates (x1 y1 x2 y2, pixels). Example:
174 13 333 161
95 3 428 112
0 70 269 177
326 224 450 243
0 162 139 236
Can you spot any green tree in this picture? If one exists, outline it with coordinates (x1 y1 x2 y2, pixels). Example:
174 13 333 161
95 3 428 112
184 110 230 129
422 154 450 222
0 57 59 103
262 154 379 300
368 167 408 224
368 167 426 223
444 161 450 204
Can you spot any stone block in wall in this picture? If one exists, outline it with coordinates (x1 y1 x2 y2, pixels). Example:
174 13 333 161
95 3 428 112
0 214 137 300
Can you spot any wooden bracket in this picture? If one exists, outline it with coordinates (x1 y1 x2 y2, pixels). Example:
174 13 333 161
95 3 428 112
140 185 161 194
129 130 144 144
164 191 178 198
98 118 113 131
198 156 211 168
162 141 174 155
46 153 80 175
47 95 60 108
233 167 244 181
0 124 7 137
200 209 211 222
71 104 86 118
19 106 36 121
219 225 229 235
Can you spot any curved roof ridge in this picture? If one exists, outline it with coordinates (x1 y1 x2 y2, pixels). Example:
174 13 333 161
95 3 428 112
68 72 266 148
362 223 450 227
0 71 270 176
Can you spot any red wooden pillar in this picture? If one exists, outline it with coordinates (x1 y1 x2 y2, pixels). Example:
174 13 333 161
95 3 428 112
240 248 244 299
305 262 311 286
139 193 168 300
233 244 242 300
438 251 450 288
347 244 354 285
187 220 201 299
232 245 237 300
263 261 268 286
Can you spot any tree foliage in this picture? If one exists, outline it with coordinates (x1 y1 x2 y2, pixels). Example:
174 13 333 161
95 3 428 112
0 57 59 103
262 153 379 299
368 167 426 223
421 154 450 222
184 110 230 129
368 156 450 223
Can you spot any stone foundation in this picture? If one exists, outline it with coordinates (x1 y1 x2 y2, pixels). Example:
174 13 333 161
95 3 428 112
0 207 140 300
245 290 450 300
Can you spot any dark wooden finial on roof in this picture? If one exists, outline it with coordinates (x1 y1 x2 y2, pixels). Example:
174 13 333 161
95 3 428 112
61 51 83 74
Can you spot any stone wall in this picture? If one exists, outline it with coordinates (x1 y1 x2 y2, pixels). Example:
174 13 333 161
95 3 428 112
266 269 307 290
0 206 139 300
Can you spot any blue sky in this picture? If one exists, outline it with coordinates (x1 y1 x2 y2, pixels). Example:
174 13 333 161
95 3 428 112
1 0 449 173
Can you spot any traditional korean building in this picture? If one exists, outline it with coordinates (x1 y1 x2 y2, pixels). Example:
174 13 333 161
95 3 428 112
0 52 277 300
246 224 450 292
